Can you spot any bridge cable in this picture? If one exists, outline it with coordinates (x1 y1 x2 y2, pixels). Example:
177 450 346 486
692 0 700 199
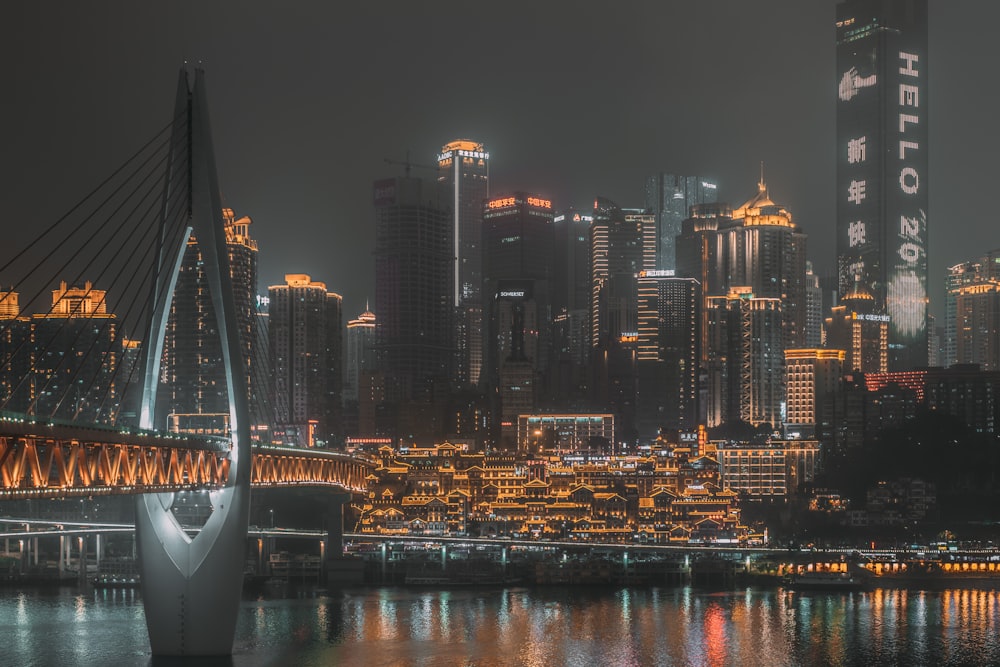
0 128 183 373
14 154 185 420
1 130 189 417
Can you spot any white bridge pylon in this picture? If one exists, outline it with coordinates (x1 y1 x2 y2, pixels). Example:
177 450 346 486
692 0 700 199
135 68 252 657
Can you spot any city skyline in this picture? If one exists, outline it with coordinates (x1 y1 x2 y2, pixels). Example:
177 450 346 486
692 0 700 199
5 2 998 323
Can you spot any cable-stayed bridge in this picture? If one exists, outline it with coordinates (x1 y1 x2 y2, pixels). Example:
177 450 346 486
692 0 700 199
0 68 371 656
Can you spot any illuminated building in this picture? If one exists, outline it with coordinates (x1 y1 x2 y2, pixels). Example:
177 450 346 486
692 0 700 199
784 349 844 437
482 193 555 445
437 140 489 386
516 414 615 453
825 278 888 373
716 444 788 497
636 273 701 438
373 175 454 441
550 208 592 405
0 291 31 413
343 306 375 438
955 282 1000 371
268 274 342 447
30 282 118 423
162 208 257 434
344 306 376 404
590 198 650 348
854 366 1000 437
676 175 807 353
644 174 718 272
805 261 824 348
706 289 784 428
945 251 1000 368
725 177 808 349
836 0 928 369
717 440 820 497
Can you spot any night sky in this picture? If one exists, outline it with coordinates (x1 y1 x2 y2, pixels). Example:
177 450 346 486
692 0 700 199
4 1 998 323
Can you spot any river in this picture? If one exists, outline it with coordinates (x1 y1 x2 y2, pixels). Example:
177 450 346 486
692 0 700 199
2 584 999 666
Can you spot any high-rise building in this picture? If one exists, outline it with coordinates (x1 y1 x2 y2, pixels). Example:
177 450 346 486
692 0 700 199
373 175 454 441
945 251 1000 368
645 174 718 271
636 273 701 439
954 282 1000 371
0 291 31 414
590 198 648 349
30 282 119 424
726 178 808 349
161 208 257 434
437 140 489 386
268 274 342 447
836 0 928 369
706 288 784 428
677 178 807 350
805 261 825 348
550 208 593 405
784 348 845 437
482 193 555 446
825 278 889 373
344 306 376 405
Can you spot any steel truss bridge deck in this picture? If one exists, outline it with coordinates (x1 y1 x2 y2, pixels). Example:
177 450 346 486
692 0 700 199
0 418 371 499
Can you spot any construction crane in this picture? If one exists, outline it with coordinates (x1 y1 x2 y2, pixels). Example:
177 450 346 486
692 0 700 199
383 150 439 178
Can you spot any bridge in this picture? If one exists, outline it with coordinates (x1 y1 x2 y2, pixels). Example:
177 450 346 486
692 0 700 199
0 68 372 655
0 413 369 499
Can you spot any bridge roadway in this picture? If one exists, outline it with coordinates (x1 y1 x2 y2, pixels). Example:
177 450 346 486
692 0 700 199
1 519 996 563
0 414 372 499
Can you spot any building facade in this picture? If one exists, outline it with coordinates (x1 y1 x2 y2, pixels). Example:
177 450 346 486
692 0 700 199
268 274 342 447
373 175 454 442
636 273 701 438
160 208 257 434
836 0 928 369
644 174 718 272
437 140 489 386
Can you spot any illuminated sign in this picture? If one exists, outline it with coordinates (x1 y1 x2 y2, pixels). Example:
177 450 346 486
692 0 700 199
498 290 525 298
457 149 488 159
620 333 638 343
640 269 676 278
855 313 890 322
488 197 516 209
848 221 866 247
527 197 551 209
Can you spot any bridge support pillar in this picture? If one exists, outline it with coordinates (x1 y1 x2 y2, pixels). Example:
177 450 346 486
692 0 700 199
323 493 364 586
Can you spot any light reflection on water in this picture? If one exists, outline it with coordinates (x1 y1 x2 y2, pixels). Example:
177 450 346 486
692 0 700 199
3 586 1000 665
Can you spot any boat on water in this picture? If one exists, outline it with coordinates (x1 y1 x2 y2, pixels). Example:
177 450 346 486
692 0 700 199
786 570 864 591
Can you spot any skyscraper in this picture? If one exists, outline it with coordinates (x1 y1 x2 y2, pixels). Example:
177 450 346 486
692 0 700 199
437 140 489 386
707 288 784 429
836 0 928 369
645 174 718 271
726 179 808 349
30 282 118 423
373 175 454 440
344 306 376 405
268 274 342 447
590 197 649 349
945 251 1000 368
636 273 701 439
481 193 555 445
161 208 257 434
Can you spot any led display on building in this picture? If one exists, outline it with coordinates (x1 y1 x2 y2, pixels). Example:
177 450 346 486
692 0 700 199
836 0 927 369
